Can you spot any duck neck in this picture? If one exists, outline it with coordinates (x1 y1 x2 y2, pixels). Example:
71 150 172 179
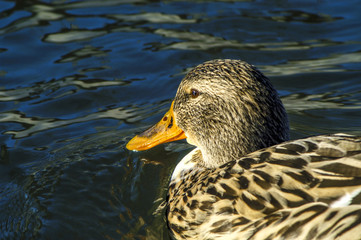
197 133 248 168
196 118 289 169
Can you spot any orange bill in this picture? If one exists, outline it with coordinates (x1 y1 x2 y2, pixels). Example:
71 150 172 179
126 101 186 151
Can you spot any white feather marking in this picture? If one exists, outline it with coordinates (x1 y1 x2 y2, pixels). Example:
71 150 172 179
331 187 361 208
171 148 199 182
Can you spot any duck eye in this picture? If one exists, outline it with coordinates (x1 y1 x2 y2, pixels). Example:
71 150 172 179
190 89 200 98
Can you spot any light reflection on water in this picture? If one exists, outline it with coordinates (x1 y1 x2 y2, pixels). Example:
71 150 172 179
0 0 361 239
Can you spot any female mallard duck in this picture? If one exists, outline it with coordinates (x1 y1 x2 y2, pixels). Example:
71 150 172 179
126 59 361 240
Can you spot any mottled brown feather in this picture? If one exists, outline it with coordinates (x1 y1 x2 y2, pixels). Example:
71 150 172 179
160 60 361 239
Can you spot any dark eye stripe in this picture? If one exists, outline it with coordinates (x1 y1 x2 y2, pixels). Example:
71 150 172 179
191 89 200 98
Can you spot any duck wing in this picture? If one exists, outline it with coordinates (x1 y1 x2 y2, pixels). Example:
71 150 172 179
166 134 361 239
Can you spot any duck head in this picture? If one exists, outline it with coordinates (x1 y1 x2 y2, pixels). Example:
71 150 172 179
127 59 289 168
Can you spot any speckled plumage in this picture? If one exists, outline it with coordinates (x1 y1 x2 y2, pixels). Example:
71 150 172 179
167 134 361 240
174 60 289 168
128 59 361 239
167 60 361 239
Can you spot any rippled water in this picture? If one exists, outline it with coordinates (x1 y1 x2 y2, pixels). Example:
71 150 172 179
0 0 361 239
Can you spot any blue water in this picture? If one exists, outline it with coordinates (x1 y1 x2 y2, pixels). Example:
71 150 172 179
0 0 361 239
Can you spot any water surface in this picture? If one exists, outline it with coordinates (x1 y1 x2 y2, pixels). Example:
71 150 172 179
0 0 361 239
